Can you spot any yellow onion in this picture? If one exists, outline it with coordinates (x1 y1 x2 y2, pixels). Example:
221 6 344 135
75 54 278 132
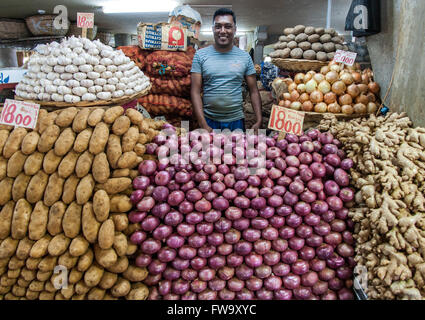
367 102 378 113
352 72 362 84
302 101 314 112
297 83 307 93
347 84 360 99
299 93 310 103
324 92 337 104
288 83 298 92
318 80 331 94
340 72 354 85
283 100 292 108
330 64 342 72
357 84 368 93
339 94 353 106
290 90 300 102
341 104 354 115
313 73 325 83
314 102 328 113
367 92 376 102
361 74 370 85
310 90 324 104
353 103 367 114
327 102 341 113
294 73 305 84
321 66 330 75
278 100 285 107
291 101 302 111
283 92 291 100
332 81 346 95
306 79 318 94
304 73 313 84
368 82 380 94
325 71 339 84
307 71 316 77
355 94 369 105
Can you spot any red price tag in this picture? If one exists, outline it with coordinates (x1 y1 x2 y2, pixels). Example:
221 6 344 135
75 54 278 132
0 99 40 129
268 105 305 136
333 50 357 66
77 12 94 29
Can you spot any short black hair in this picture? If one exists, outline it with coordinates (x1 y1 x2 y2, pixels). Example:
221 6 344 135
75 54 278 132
213 8 236 25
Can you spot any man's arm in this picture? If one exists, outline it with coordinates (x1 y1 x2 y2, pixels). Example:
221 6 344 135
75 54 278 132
245 74 262 130
191 72 212 132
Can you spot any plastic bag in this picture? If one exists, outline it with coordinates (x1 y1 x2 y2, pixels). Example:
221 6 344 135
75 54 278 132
169 5 202 24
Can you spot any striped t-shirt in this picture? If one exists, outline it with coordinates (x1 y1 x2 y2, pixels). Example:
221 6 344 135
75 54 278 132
191 45 256 122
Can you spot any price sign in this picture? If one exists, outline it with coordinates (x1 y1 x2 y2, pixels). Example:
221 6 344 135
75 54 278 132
333 50 357 66
77 13 94 29
268 105 304 136
0 99 40 129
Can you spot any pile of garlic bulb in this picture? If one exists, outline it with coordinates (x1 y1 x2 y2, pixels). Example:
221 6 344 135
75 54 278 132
16 36 151 103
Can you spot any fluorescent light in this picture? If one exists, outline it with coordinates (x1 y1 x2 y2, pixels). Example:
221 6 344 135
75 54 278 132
200 31 250 36
102 0 178 13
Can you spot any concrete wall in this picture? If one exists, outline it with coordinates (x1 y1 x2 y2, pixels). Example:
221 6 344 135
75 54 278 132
367 0 425 126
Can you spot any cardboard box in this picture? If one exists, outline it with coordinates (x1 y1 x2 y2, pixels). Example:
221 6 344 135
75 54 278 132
169 16 201 39
137 23 187 51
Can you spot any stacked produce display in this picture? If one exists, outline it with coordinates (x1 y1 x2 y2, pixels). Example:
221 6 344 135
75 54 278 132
318 113 425 300
278 61 380 115
0 106 166 300
15 37 151 104
270 25 348 61
128 129 356 300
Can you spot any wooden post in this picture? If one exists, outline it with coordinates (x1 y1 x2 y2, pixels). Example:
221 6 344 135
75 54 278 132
82 27 87 38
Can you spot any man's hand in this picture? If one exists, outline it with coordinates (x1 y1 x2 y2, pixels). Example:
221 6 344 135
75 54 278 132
201 124 213 133
250 121 262 132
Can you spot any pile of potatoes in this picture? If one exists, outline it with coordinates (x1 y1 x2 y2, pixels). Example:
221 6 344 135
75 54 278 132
0 106 164 300
270 25 349 61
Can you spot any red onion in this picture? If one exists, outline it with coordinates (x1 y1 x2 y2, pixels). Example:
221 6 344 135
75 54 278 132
306 235 323 248
279 226 295 240
340 158 354 170
272 239 288 252
339 188 354 202
334 168 350 187
327 196 343 211
310 162 326 178
139 160 157 176
283 274 301 290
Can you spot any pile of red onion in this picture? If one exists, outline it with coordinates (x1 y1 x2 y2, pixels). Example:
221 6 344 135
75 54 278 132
129 127 356 300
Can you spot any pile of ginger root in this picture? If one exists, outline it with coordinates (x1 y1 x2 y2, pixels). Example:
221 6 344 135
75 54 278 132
318 112 425 300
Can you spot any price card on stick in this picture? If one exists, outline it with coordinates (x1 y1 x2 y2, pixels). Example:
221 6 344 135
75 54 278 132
0 99 40 129
268 105 305 136
77 12 94 38
333 50 357 66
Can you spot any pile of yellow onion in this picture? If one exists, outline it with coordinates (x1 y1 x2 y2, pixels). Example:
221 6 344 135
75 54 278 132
279 62 380 115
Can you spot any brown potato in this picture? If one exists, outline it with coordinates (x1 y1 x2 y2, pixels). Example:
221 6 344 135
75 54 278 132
0 237 19 259
24 152 44 176
117 151 138 169
0 156 6 180
77 248 93 272
60 283 75 299
17 278 30 288
92 152 110 183
54 128 76 156
106 256 128 274
0 130 10 155
111 169 130 178
62 202 82 238
21 132 40 155
68 268 83 284
47 202 67 236
69 235 89 257
3 127 27 159
81 203 100 244
28 280 44 292
94 244 117 268
21 268 36 282
87 109 105 127
1 274 17 287
72 108 91 133
308 34 321 43
99 177 132 195
111 278 131 297
26 290 39 300
62 175 79 205
38 255 57 272
109 196 132 213
125 243 137 256
103 106 124 124
125 108 144 126
89 122 109 155
43 173 65 206
29 234 51 258
38 112 57 134
126 284 149 300
8 269 22 279
73 128 93 153
76 174 95 205
16 238 35 260
12 173 31 202
84 263 104 287
110 213 129 232
87 287 105 300
75 151 94 178
42 150 61 175
37 125 60 153
134 143 146 156
8 256 25 270
0 202 15 239
25 257 41 270
98 219 115 250
112 115 131 136
75 280 90 295
58 251 78 270
122 126 139 153
106 134 122 169
26 170 48 204
129 170 138 180
113 233 128 257
55 107 78 128
137 133 148 145
92 190 110 223
34 109 48 133
36 270 52 281
123 265 148 282
58 151 80 179
47 233 70 256
98 271 118 290
7 151 27 178
11 199 32 240
28 201 49 240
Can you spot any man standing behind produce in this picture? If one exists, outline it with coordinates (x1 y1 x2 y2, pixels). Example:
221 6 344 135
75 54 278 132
191 8 262 132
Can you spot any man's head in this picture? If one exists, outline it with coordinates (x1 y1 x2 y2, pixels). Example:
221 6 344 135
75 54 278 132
212 8 236 49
